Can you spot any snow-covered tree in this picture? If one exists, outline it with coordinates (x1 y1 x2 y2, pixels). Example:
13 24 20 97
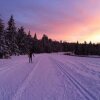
33 33 39 53
26 31 34 52
41 34 51 53
7 15 19 55
17 27 27 54
0 18 10 58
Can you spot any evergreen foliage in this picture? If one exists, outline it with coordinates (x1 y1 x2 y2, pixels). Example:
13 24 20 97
0 15 100 58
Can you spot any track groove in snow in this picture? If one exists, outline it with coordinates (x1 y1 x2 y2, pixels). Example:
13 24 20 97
69 60 97 76
12 60 40 100
50 57 97 100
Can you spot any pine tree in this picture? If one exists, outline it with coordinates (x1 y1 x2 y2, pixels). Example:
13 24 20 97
80 41 87 55
17 27 27 54
7 15 19 55
75 41 80 55
42 34 52 53
33 33 40 53
33 33 37 40
0 18 10 58
26 31 33 53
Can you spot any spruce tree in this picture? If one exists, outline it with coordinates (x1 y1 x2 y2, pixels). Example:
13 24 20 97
75 41 79 55
17 27 27 54
33 33 39 53
26 31 33 53
41 34 51 53
0 18 10 58
33 33 37 40
7 15 19 55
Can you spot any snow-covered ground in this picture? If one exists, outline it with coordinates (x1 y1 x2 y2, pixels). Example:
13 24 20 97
0 54 100 100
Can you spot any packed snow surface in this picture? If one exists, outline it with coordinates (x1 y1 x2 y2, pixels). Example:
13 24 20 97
0 54 100 100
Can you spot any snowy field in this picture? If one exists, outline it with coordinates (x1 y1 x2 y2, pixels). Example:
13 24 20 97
0 54 100 100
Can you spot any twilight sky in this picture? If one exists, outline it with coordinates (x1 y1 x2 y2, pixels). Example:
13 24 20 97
0 0 100 43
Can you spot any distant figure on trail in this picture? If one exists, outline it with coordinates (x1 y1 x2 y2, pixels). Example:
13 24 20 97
28 49 34 63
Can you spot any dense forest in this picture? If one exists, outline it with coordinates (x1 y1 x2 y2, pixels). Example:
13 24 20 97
0 16 100 58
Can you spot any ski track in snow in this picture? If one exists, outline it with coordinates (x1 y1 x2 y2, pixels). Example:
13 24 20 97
50 57 97 100
0 54 100 100
64 58 100 78
12 60 40 100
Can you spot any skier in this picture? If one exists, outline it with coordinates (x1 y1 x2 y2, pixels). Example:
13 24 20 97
28 49 34 63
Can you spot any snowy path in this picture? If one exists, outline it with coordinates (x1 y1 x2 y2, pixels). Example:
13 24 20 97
0 54 100 100
50 57 97 100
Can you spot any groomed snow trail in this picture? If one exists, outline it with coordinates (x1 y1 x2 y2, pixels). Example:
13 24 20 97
50 57 97 100
0 54 100 100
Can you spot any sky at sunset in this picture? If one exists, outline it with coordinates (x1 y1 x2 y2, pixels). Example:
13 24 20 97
0 0 100 43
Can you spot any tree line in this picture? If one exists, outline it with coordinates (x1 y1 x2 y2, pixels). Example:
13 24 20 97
0 15 100 58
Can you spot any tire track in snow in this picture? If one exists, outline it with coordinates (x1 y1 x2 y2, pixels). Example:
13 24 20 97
12 60 40 100
50 57 97 100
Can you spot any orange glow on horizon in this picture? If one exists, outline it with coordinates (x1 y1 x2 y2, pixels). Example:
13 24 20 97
30 15 100 43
